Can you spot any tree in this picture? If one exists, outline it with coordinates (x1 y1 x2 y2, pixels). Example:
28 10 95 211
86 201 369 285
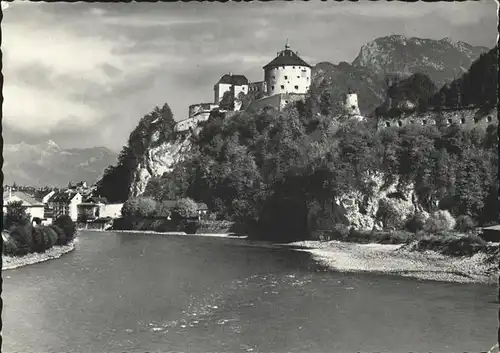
219 90 235 110
4 201 30 229
172 198 199 219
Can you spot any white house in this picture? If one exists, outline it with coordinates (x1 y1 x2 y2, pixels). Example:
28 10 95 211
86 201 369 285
3 190 45 221
48 191 82 222
42 190 56 204
213 73 249 107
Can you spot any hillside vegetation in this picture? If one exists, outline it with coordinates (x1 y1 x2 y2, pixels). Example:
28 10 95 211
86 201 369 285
95 104 177 203
142 98 497 241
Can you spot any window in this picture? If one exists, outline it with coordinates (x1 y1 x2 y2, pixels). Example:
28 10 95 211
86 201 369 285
284 75 288 80
297 76 300 79
487 116 493 122
398 120 403 127
447 119 453 124
271 85 274 90
460 118 465 124
474 118 479 124
295 85 299 90
281 85 284 89
293 66 295 69
386 122 391 127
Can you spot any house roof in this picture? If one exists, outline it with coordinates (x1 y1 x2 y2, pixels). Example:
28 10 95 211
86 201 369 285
84 196 108 204
263 47 311 69
3 191 44 207
197 203 208 210
217 74 249 86
48 191 80 203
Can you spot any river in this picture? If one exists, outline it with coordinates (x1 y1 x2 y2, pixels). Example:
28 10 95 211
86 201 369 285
2 231 498 353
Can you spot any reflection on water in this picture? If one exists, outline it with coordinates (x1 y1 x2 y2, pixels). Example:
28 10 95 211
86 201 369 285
2 231 497 353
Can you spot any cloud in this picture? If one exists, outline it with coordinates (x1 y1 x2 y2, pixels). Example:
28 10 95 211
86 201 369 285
2 1 497 151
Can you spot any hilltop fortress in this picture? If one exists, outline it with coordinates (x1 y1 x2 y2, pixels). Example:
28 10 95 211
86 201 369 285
175 44 362 132
174 44 496 133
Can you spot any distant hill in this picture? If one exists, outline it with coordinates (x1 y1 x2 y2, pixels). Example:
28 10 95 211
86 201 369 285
373 45 498 115
3 140 118 188
352 35 488 88
312 35 489 116
429 46 498 110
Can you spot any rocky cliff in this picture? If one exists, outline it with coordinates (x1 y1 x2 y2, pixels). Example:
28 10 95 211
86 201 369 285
129 132 193 198
337 172 428 231
352 35 488 88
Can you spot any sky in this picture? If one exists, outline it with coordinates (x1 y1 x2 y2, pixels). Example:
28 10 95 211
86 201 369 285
2 1 498 152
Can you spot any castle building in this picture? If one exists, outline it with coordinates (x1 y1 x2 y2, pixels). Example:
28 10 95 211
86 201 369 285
263 44 311 96
176 44 315 132
214 73 249 104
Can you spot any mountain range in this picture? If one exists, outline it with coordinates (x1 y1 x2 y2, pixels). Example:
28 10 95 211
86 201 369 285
313 35 489 115
3 140 118 188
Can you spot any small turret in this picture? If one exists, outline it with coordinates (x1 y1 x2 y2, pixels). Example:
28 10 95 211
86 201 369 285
344 91 361 116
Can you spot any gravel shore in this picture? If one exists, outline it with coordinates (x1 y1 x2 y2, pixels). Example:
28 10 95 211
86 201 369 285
80 230 499 284
2 240 77 271
288 240 498 284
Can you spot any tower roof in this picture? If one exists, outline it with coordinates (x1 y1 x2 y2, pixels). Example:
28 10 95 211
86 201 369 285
263 45 311 69
217 74 249 86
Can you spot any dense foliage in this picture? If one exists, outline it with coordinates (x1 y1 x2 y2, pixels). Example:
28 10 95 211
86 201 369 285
3 215 77 256
116 197 203 233
95 103 176 203
4 201 31 229
430 46 498 111
144 99 497 240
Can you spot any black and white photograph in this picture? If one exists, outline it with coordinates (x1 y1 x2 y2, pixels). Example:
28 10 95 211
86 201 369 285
1 1 499 352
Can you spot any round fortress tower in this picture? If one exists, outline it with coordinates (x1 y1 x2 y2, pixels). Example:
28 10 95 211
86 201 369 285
344 89 361 116
263 44 312 96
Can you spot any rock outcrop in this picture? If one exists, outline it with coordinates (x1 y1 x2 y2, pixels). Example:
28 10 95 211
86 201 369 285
129 132 193 198
336 172 428 231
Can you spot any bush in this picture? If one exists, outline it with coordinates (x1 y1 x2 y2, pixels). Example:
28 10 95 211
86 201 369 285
51 225 67 245
376 199 405 230
31 226 45 253
196 220 235 233
172 198 199 219
122 197 157 219
413 233 486 256
43 226 58 248
54 215 76 242
9 225 34 255
332 223 350 240
455 215 477 233
4 201 30 229
423 210 456 234
2 234 19 256
405 213 428 233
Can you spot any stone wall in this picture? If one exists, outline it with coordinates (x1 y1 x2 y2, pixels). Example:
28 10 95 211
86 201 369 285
377 107 497 130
